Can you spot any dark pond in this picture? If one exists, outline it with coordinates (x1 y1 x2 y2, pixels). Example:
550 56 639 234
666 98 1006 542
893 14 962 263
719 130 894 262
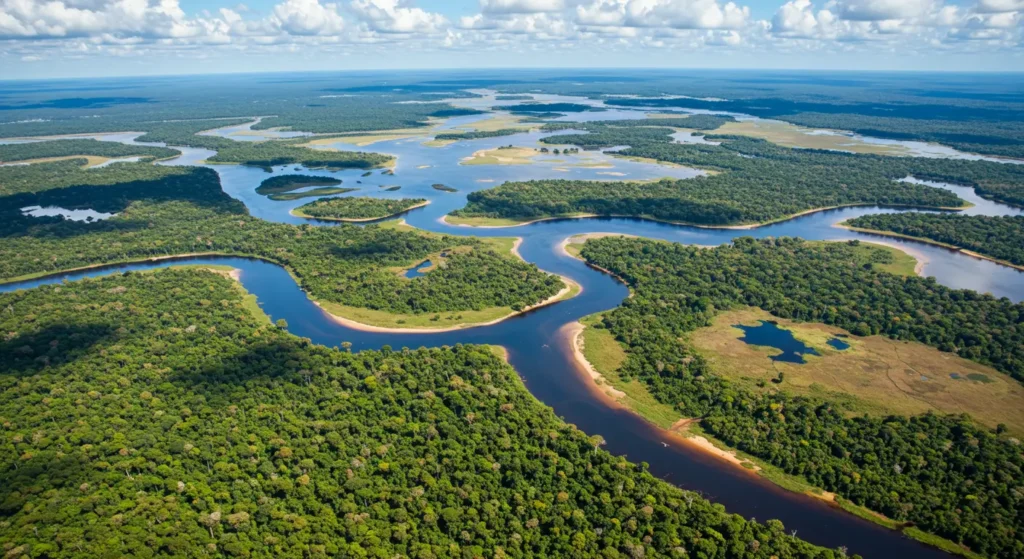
827 338 851 350
735 320 819 363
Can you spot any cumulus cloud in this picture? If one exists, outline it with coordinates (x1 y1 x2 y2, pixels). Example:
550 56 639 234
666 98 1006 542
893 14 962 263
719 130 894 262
832 0 940 22
350 0 446 33
572 0 749 29
481 0 566 14
974 0 1024 13
1 0 1020 68
270 0 345 35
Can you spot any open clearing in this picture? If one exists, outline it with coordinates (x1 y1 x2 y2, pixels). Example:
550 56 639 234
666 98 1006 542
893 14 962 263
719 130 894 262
691 307 1024 433
461 146 541 165
713 120 911 155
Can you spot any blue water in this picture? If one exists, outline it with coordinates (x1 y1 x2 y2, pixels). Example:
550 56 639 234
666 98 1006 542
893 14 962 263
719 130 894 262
734 321 820 363
405 259 432 278
6 100 1023 558
828 338 851 350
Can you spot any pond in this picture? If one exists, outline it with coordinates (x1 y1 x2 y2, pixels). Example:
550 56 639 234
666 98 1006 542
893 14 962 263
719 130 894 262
827 337 851 350
734 320 819 364
404 259 433 278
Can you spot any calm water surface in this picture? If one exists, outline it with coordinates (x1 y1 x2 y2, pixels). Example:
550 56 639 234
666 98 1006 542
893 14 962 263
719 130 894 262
5 102 1024 558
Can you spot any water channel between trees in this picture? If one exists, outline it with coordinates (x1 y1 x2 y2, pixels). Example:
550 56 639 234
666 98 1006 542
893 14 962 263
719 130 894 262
5 100 1024 558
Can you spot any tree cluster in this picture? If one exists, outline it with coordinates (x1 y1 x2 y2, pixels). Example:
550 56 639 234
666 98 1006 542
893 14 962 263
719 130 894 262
0 268 843 558
579 236 1024 556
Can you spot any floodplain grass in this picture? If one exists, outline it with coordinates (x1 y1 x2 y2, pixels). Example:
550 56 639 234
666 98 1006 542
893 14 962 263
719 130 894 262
689 307 1024 433
714 120 909 155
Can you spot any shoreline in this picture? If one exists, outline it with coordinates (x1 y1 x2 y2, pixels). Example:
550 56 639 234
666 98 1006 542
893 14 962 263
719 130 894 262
559 321 765 476
837 223 1024 273
0 252 252 286
443 201 971 231
291 200 431 223
314 274 581 334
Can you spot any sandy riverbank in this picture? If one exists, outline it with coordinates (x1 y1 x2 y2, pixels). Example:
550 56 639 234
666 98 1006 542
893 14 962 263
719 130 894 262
315 274 580 334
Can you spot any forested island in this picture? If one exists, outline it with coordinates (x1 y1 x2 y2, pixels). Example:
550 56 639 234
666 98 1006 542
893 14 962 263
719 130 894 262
844 213 1024 268
0 162 561 324
293 197 428 221
433 129 524 141
495 103 601 114
0 139 179 164
574 236 1024 556
255 174 351 201
452 121 1024 226
0 268 844 557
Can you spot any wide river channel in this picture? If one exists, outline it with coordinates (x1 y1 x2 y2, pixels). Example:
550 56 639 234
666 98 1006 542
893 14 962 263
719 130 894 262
4 97 1024 558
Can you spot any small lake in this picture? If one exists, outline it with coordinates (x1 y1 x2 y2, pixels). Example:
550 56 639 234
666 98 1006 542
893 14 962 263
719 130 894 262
734 320 819 363
404 259 432 278
21 205 115 221
827 337 851 350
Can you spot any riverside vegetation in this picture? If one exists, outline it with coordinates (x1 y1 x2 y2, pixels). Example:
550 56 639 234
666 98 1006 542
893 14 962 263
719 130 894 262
0 268 850 558
576 236 1024 557
452 122 1024 226
844 213 1024 268
294 197 428 221
0 162 561 319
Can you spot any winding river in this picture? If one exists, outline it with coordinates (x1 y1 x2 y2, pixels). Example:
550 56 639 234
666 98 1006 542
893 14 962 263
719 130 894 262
4 100 1024 558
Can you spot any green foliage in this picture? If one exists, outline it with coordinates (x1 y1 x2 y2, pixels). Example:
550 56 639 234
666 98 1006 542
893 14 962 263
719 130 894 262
0 159 195 197
604 95 1024 159
579 236 1024 557
432 184 458 192
0 139 179 163
0 164 560 315
495 103 601 114
455 123 1024 225
846 214 1024 266
295 197 427 221
434 129 523 141
0 269 841 558
255 174 343 199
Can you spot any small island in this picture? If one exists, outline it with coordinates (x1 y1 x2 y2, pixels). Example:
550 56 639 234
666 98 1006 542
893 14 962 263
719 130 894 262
292 196 428 222
255 174 353 201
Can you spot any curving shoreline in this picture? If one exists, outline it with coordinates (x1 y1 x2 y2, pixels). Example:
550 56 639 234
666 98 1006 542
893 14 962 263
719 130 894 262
314 274 581 334
837 223 1024 272
442 201 972 231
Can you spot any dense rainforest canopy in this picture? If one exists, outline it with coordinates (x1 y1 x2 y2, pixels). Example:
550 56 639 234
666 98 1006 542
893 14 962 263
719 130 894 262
0 268 843 558
0 139 179 164
0 162 560 316
578 236 1024 557
845 213 1024 267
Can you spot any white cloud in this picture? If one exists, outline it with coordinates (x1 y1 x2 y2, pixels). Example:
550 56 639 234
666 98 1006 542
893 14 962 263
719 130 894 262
350 0 446 33
833 0 940 22
974 0 1024 13
572 0 749 29
481 0 566 14
270 0 345 35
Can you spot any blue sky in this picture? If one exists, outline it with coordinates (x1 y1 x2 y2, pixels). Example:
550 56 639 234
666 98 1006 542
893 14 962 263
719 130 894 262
0 0 1018 79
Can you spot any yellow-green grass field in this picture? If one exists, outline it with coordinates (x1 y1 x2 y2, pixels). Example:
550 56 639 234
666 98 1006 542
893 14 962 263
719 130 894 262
577 313 683 429
690 307 1024 434
461 146 541 165
713 120 911 155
